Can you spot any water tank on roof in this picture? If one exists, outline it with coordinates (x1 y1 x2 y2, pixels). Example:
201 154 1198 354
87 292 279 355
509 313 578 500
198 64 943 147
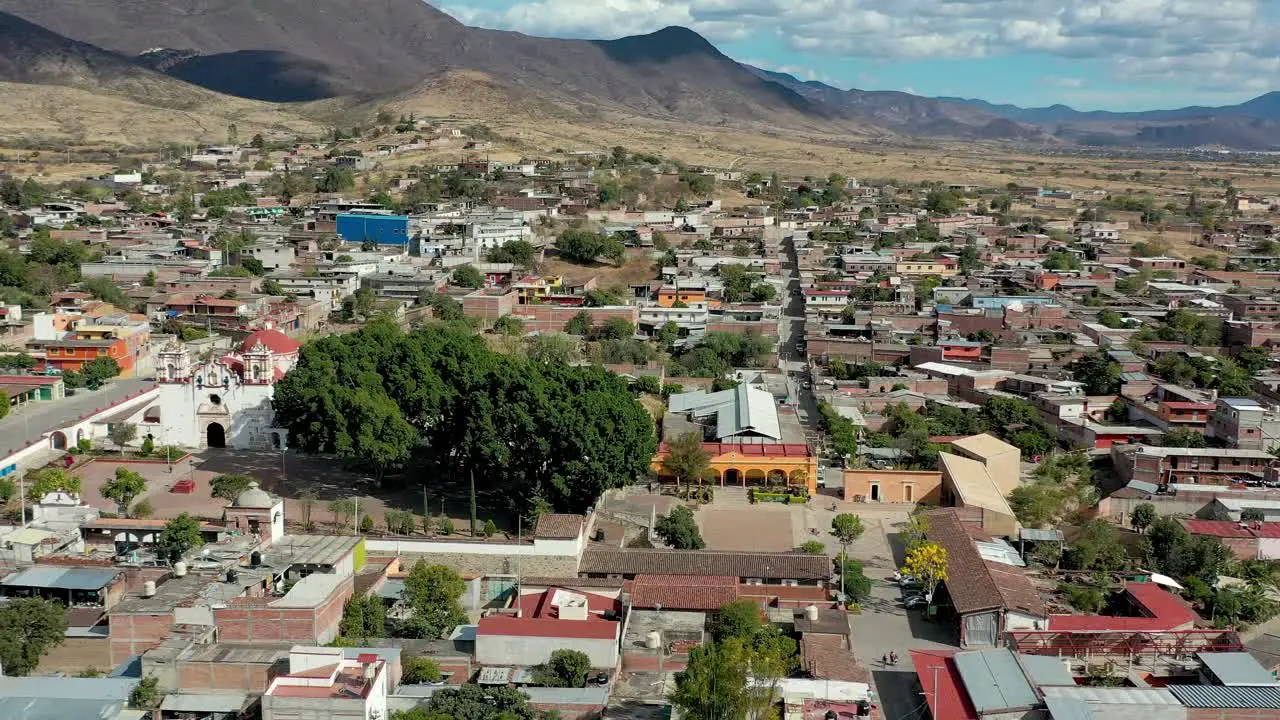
805 604 820 621
143 581 156 597
174 561 187 577
645 631 661 649
250 551 262 568
226 569 238 584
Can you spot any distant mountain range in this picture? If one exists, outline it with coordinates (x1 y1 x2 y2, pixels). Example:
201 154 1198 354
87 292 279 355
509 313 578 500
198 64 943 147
0 0 1277 149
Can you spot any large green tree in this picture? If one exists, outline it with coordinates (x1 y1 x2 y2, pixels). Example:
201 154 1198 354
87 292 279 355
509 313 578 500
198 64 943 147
0 597 68 675
1071 351 1122 395
671 640 750 720
159 513 205 561
399 562 467 639
273 320 656 513
661 432 712 489
394 685 534 720
101 466 147 515
655 506 705 549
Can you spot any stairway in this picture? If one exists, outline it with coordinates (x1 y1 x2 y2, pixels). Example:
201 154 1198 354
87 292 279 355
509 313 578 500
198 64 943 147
713 485 750 505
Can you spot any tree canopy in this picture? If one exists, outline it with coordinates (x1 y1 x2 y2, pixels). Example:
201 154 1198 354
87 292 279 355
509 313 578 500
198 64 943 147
399 562 468 639
655 506 705 549
0 597 68 675
273 321 656 513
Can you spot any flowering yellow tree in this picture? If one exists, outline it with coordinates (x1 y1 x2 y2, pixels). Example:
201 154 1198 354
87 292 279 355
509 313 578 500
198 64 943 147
903 541 948 602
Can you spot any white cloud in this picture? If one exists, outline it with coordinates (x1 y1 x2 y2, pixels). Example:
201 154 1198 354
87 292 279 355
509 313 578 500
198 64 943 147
1042 76 1086 89
444 0 1280 96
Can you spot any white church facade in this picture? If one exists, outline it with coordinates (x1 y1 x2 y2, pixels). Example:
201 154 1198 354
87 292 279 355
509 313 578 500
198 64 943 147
112 329 299 451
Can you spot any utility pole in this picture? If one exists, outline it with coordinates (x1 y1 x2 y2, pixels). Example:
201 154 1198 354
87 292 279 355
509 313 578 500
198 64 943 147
469 466 477 537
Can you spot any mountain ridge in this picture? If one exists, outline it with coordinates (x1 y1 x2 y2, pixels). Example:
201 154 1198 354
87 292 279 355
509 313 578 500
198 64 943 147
0 0 1277 149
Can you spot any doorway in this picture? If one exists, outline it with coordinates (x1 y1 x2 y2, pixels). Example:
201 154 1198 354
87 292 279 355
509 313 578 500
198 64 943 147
870 483 880 501
206 423 226 449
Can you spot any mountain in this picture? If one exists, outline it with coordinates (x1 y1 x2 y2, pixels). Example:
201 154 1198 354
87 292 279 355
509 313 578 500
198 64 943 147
943 92 1280 124
0 0 1278 148
0 9 212 106
0 0 832 127
0 10 321 144
748 67 1041 140
941 93 1280 150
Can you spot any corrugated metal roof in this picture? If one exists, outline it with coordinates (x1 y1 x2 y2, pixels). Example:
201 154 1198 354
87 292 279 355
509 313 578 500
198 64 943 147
160 693 248 713
1041 686 1181 706
1043 695 1093 720
1126 479 1160 494
976 540 1026 567
1016 654 1075 686
0 698 127 720
1 566 121 591
952 648 1039 712
2 528 57 545
1020 528 1065 542
1167 685 1280 708
1195 652 1278 686
0 676 136 700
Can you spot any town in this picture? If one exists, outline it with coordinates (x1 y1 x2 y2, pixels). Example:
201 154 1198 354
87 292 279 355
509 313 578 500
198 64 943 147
3 125 1280 720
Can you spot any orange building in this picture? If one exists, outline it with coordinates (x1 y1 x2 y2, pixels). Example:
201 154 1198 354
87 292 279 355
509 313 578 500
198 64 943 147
653 442 818 493
658 285 708 308
842 469 943 503
42 337 133 375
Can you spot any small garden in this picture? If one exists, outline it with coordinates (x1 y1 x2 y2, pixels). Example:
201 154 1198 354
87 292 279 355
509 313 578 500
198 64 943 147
748 486 809 504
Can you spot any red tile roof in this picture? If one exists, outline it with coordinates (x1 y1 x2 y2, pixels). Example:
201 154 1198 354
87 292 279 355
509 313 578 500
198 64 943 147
241 328 301 354
655 442 812 458
1182 518 1280 539
534 513 584 539
801 634 867 683
631 575 739 611
923 509 1046 617
1181 519 1257 538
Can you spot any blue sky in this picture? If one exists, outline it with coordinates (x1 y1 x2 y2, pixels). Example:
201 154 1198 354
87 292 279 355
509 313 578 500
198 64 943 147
440 0 1279 111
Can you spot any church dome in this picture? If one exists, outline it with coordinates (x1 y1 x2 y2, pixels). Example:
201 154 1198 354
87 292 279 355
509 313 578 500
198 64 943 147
232 481 273 507
240 329 301 355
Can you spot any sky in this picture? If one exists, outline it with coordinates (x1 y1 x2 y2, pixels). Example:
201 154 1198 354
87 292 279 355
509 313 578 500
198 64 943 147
439 0 1280 111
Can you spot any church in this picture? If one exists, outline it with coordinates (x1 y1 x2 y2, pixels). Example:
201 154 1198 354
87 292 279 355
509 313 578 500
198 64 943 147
115 329 300 451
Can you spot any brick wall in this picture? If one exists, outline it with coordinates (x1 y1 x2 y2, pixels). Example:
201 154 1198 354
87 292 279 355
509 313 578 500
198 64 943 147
461 290 516 321
178 659 283 692
512 305 638 333
214 576 351 645
36 637 112 674
109 612 175 664
988 347 1031 371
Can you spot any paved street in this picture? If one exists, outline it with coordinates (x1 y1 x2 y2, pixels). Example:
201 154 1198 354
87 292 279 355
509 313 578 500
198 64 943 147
0 379 154 456
850 516 959 720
